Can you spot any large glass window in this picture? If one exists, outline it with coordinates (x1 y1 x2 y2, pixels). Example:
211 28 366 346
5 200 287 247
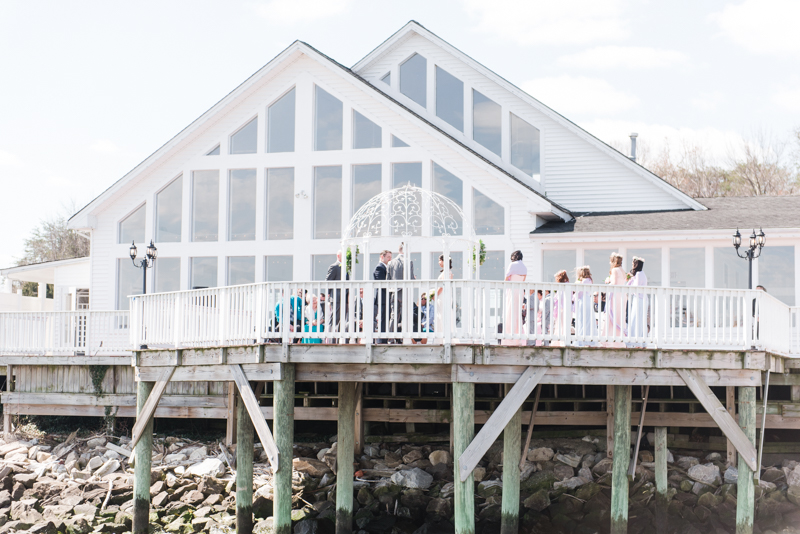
714 247 749 289
314 166 342 239
392 162 422 187
542 250 576 282
228 169 256 241
191 257 218 289
391 135 409 148
353 111 381 149
228 256 255 285
266 168 294 240
670 248 705 288
352 164 381 215
430 252 463 279
119 204 145 244
117 259 142 310
313 254 338 281
583 250 616 284
266 256 293 281
399 53 427 107
435 66 463 131
268 88 295 153
156 177 182 243
314 86 343 151
510 113 540 176
627 248 662 287
230 117 257 155
759 246 795 305
432 163 463 236
354 253 382 280
154 257 180 293
480 251 505 280
192 170 219 242
473 90 501 156
473 188 504 235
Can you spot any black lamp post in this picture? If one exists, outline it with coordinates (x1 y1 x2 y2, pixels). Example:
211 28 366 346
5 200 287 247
130 240 158 294
733 228 766 289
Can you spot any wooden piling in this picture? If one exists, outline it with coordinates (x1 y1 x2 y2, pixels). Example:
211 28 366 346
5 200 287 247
610 385 631 534
654 426 668 534
500 384 521 534
453 381 475 534
336 382 356 533
736 386 756 534
236 392 254 534
132 380 154 534
274 364 295 534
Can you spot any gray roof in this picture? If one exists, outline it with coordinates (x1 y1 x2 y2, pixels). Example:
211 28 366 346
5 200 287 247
532 196 800 235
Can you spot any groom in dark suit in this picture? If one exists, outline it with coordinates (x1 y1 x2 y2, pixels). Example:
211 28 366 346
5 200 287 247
325 251 348 340
373 250 392 344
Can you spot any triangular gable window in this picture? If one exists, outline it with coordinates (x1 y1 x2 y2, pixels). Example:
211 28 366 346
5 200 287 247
473 188 504 235
119 204 145 244
353 111 381 149
230 117 257 154
381 72 391 85
391 135 409 148
400 53 427 107
268 88 295 153
206 145 220 156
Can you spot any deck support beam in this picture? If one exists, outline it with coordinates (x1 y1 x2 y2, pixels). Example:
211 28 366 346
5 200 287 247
737 386 756 534
453 381 475 534
230 364 279 470
235 392 254 534
274 364 295 534
130 366 174 451
654 426 669 534
336 382 356 534
611 385 631 534
500 384 521 534
132 381 154 534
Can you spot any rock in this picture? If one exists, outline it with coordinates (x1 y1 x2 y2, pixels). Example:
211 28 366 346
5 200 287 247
94 459 120 478
639 450 654 463
592 458 613 476
521 470 557 493
786 465 800 487
476 480 503 498
294 518 318 534
556 452 582 468
692 482 713 496
36 452 52 463
787 485 800 506
181 490 205 505
724 466 738 484
87 456 104 472
11 481 25 500
0 442 26 457
86 437 107 449
253 495 273 519
761 467 783 483
523 488 550 512
65 517 92 534
758 479 777 493
316 448 329 461
152 491 170 508
185 458 225 478
676 456 699 470
429 450 450 466
554 464 574 481
292 458 331 477
697 492 723 508
705 452 722 462
13 472 38 488
188 446 207 461
29 521 58 534
72 503 97 519
426 498 451 518
164 453 187 463
103 450 120 460
528 447 554 462
0 490 10 509
578 467 594 481
402 449 424 464
687 464 720 486
680 480 694 492
391 468 433 489
554 476 588 491
473 467 486 482
254 517 275 534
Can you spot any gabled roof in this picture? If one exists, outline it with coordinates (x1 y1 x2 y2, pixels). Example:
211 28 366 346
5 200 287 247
69 35 571 229
353 21 707 213
1 257 89 284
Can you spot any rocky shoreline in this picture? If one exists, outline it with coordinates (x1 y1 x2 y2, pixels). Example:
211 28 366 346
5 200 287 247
1 431 800 534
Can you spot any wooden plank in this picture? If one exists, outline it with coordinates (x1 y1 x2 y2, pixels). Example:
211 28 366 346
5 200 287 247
130 367 175 451
727 386 736 466
137 351 179 367
226 383 236 447
769 373 800 386
337 382 357 533
136 363 281 382
229 364 279 471
453 382 475 534
133 380 153 534
227 346 260 364
737 386 756 534
0 355 131 365
182 348 224 366
611 385 631 534
296 363 452 383
501 384 521 534
676 368 757 472
655 427 668 534
4 403 227 418
235 388 254 534
1 392 226 408
458 367 546 481
274 364 295 534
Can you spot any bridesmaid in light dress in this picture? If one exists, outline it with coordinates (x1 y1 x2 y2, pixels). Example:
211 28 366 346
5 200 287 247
551 269 570 345
575 266 596 345
501 250 527 346
605 252 627 342
434 254 453 339
627 256 648 345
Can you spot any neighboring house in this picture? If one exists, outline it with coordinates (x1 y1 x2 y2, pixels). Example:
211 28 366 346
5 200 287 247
0 258 90 312
59 21 795 311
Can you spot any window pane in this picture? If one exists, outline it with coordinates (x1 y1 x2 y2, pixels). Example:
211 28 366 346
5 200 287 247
267 168 294 240
714 247 749 289
192 170 219 242
228 256 255 285
156 177 182 243
268 88 295 153
480 251 505 280
117 259 142 310
670 248 705 288
155 257 180 293
391 135 409 148
584 250 616 284
473 188 504 235
430 252 463 279
313 254 338 281
510 113 540 176
542 250 576 282
432 162 462 236
266 256 293 281
399 53 427 107
314 86 343 151
392 162 422 187
229 169 256 241
627 248 662 287
435 66 463 131
473 90 501 156
759 246 795 305
381 72 391 85
191 257 218 289
353 111 382 149
230 117 257 154
314 166 342 239
352 164 381 215
119 204 145 244
206 145 220 156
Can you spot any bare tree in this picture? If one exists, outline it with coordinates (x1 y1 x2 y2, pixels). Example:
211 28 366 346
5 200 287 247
726 129 799 196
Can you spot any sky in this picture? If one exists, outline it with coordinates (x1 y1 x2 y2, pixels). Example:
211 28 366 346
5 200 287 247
1 0 798 269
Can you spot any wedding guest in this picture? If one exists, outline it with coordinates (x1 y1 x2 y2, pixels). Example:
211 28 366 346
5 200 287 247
605 252 627 343
434 255 453 338
325 250 348 339
627 256 648 344
501 250 527 346
551 270 570 343
388 242 415 336
373 250 392 344
527 289 551 346
575 266 596 344
302 294 323 344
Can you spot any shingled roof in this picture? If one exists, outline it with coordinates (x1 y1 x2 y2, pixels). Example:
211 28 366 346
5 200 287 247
532 196 800 234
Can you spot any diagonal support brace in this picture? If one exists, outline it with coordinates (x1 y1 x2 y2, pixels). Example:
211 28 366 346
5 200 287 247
229 364 280 471
130 366 175 451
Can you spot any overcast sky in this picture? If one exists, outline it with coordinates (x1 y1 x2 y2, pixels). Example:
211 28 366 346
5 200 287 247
1 0 798 269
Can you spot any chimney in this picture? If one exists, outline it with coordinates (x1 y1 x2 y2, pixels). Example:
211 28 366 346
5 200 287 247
629 133 638 162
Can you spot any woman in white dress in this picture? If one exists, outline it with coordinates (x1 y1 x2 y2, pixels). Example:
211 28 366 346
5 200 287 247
574 266 596 345
551 270 570 344
501 250 527 345
626 257 648 345
605 252 627 342
434 254 453 339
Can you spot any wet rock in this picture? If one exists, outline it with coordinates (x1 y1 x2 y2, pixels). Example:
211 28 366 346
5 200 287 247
391 468 433 489
528 447 554 462
556 452 582 468
293 458 331 477
429 450 450 466
688 464 721 486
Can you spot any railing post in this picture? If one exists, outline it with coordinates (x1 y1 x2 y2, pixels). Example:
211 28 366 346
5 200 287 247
255 284 264 343
219 287 229 346
745 290 754 350
281 284 290 347
364 281 374 357
173 293 183 349
129 297 139 349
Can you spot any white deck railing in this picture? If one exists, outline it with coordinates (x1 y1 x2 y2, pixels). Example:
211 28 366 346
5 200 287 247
0 311 130 355
125 281 798 356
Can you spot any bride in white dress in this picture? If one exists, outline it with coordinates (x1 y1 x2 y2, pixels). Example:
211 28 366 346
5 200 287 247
434 254 453 339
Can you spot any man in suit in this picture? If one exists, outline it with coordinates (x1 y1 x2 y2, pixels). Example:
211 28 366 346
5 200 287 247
388 243 415 338
373 250 392 344
325 251 348 341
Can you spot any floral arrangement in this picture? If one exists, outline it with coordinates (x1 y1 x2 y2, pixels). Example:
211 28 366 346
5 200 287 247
471 240 487 268
345 245 359 275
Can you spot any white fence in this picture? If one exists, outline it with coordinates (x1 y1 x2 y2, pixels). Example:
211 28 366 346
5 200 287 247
0 311 130 355
127 280 798 356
